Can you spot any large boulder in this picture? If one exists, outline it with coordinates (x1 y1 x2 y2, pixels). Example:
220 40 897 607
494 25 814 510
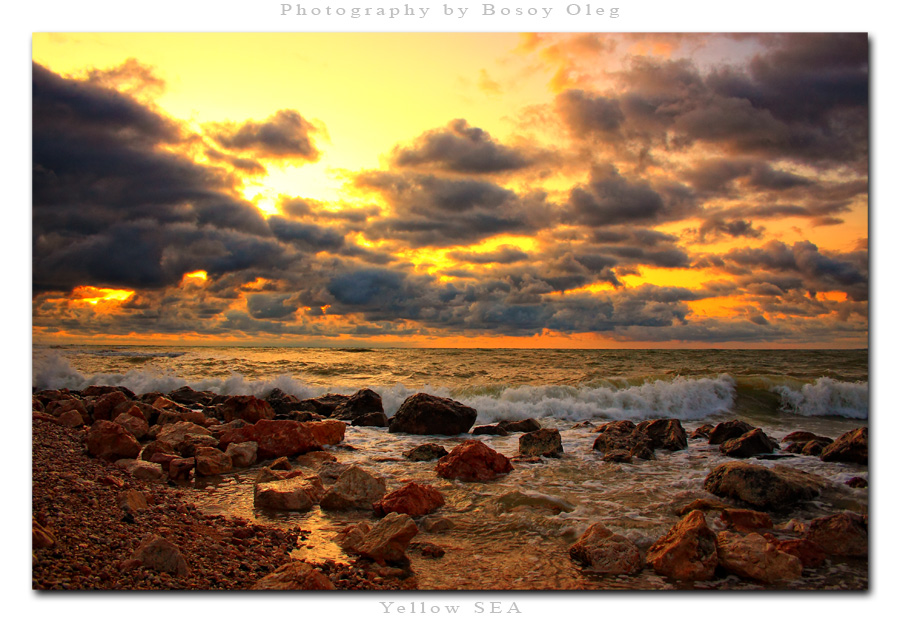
320 466 387 511
518 428 563 458
820 427 868 465
113 407 150 440
225 441 258 468
218 419 321 459
115 458 165 481
295 393 350 417
374 482 445 517
86 420 141 460
156 421 212 446
168 386 215 407
708 420 755 445
389 393 477 435
703 461 822 510
646 510 718 581
194 447 233 476
130 535 189 576
219 395 275 424
805 512 867 557
435 440 513 482
304 420 346 446
252 561 335 590
91 390 130 421
633 418 688 452
354 512 419 565
352 411 389 427
254 476 324 511
783 430 833 445
497 419 542 433
568 523 643 575
716 531 802 584
331 388 384 421
591 420 637 453
403 443 448 461
719 428 779 458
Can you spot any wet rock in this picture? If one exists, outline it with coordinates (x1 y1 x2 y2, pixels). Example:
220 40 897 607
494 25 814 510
295 393 350 417
316 462 352 485
117 490 150 514
352 411 389 427
719 428 779 458
140 439 175 462
374 482 445 517
194 447 233 476
646 510 718 581
716 531 802 584
252 561 335 590
719 508 774 532
156 421 212 446
628 442 656 461
403 443 448 461
495 490 575 514
591 420 637 453
435 440 513 482
225 441 257 468
83 385 135 399
690 423 715 439
601 450 632 463
147 452 180 472
472 424 508 436
293 450 337 469
56 408 86 428
419 516 454 533
156 408 208 427
409 542 446 559
331 388 384 421
783 430 833 445
130 534 189 577
254 476 324 511
800 438 831 456
270 456 293 471
114 407 151 440
304 420 346 446
775 538 826 568
86 420 141 460
518 428 563 458
820 427 868 465
633 418 688 452
115 458 166 481
112 401 162 427
675 498 735 516
569 522 643 575
708 420 755 445
218 419 321 459
846 476 868 488
805 512 867 557
703 461 822 510
354 512 419 565
389 393 477 436
219 395 275 424
47 398 88 420
168 457 195 481
497 418 541 433
336 522 371 553
168 386 215 407
320 465 387 511
173 433 219 458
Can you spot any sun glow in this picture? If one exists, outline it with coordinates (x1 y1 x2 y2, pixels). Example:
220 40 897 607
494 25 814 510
71 286 134 305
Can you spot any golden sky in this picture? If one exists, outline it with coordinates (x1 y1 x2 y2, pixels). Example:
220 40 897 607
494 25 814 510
31 33 868 347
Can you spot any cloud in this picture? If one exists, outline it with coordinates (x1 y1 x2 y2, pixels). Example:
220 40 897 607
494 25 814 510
556 89 625 136
208 109 323 161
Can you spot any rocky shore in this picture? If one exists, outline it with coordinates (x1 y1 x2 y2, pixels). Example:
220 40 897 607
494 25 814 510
32 384 869 590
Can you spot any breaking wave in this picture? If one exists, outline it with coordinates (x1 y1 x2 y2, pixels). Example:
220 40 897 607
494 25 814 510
772 377 868 419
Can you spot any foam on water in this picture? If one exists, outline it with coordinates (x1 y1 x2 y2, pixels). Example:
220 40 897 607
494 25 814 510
773 377 868 419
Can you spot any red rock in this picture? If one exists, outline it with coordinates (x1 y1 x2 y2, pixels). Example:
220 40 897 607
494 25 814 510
304 420 346 446
821 427 868 465
716 531 802 584
518 428 563 457
33 517 55 548
140 439 175 461
374 482 445 517
805 512 867 557
114 407 150 440
675 498 735 516
592 420 637 453
86 420 141 460
225 441 258 468
435 440 513 482
168 457 195 480
118 489 150 513
56 409 86 428
46 398 87 419
194 447 233 476
720 508 774 532
497 418 541 433
218 419 321 459
130 534 189 576
846 476 868 488
354 512 419 565
568 522 643 574
254 476 324 511
156 421 212 446
114 458 165 481
147 452 180 471
719 428 779 458
775 538 826 568
783 430 833 444
219 395 275 424
252 561 335 590
646 510 718 581
270 456 293 471
320 465 387 511
708 420 755 445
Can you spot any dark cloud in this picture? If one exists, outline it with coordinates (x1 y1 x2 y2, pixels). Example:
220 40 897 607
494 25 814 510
685 158 812 194
246 293 299 320
391 119 532 173
209 109 323 161
556 90 625 136
697 218 764 243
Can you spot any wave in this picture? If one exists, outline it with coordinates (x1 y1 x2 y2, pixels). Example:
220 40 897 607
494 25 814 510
772 377 868 419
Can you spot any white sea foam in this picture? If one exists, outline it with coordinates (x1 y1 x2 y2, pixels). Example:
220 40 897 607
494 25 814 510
773 377 868 419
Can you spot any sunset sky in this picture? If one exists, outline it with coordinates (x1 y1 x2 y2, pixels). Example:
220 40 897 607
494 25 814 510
31 33 868 348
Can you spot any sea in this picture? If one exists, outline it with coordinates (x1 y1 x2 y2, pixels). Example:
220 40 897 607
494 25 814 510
32 345 869 589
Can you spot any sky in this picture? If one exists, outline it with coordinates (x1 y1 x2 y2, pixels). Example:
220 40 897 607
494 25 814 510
31 32 869 348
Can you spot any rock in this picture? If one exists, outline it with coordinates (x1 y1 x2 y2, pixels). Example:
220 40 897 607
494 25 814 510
219 395 275 424
690 423 715 439
56 409 86 428
591 420 637 453
719 508 774 532
139 439 175 462
716 531 802 584
352 411 389 427
294 450 337 469
646 510 718 581
435 440 513 482
168 457 195 480
304 420 346 446
846 476 868 488
47 398 88 420
336 522 371 554
775 538 826 568
805 512 867 557
218 419 321 459
783 430 833 444
388 393 477 435
497 418 542 433
820 427 868 465
147 452 180 471
675 498 734 516
518 428 563 458
354 512 419 565
130 535 189 576
633 418 688 452
252 561 335 590
115 458 165 481
225 441 258 468
495 491 575 514
569 522 643 575
708 420 755 445
703 461 821 510
83 384 134 398
194 447 233 476
601 450 632 463
374 482 445 517
419 516 454 533
629 442 656 461
332 388 384 421
295 393 350 417
33 517 55 548
156 408 208 427
316 462 352 485
156 421 212 446
472 424 508 436
403 443 448 461
112 401 162 427
270 456 293 471
719 428 779 458
320 465 387 511
254 476 324 511
409 542 446 558
86 420 141 460
114 407 151 440
168 385 215 407
118 490 150 513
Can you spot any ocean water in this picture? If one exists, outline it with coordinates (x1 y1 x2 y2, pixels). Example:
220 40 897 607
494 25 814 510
32 346 869 589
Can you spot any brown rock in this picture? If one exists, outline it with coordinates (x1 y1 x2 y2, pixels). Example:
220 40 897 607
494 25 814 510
435 440 513 482
708 420 755 445
775 538 826 568
168 457 195 480
675 498 734 516
716 531 802 584
820 427 868 465
331 388 384 420
646 510 718 581
629 442 656 461
719 428 779 458
497 418 541 433
114 407 151 440
295 393 350 417
783 430 833 445
270 456 293 471
139 439 175 462
805 512 867 557
633 418 688 452
83 385 134 398
115 458 166 481
601 450 632 463
156 421 212 446
703 461 821 510
118 489 150 513
472 424 508 436
320 465 386 511
254 476 324 511
225 441 258 468
690 423 715 439
33 518 55 549
374 482 445 517
569 522 643 575
130 534 189 576
354 512 419 565
194 446 233 476
86 420 141 460
218 419 321 459
403 443 448 461
56 409 86 428
219 395 275 424
352 411 389 427
846 476 868 488
720 508 774 532
591 420 637 453
336 522 371 554
252 561 336 590
800 438 831 456
304 419 346 446
167 385 215 407
388 393 477 435
518 428 563 458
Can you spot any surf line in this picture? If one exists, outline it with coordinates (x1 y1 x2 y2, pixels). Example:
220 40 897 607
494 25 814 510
280 4 432 18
